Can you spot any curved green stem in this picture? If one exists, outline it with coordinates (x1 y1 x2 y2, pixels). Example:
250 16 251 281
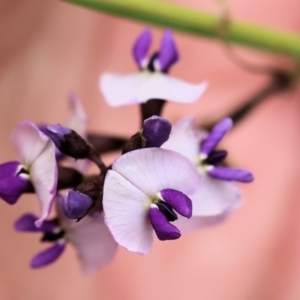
64 0 300 59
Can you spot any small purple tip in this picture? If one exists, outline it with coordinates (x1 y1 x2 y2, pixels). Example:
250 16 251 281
30 243 65 268
208 166 254 183
60 190 93 219
142 116 172 148
158 29 179 72
159 189 193 218
133 28 152 68
15 213 59 232
46 124 72 148
149 207 181 241
200 118 233 155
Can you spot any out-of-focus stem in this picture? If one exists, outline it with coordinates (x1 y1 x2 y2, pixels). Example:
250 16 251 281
64 0 300 59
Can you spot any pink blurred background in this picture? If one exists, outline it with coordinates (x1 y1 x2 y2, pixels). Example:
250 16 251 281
1 0 300 299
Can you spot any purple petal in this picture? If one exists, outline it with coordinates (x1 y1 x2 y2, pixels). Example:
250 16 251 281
66 212 118 275
142 116 172 147
103 170 153 255
200 118 233 155
112 148 200 198
99 72 208 107
159 189 192 218
157 29 179 72
0 161 22 179
46 124 72 148
149 207 180 240
60 190 93 219
30 242 66 268
15 213 59 232
0 176 31 204
132 28 152 68
208 166 254 183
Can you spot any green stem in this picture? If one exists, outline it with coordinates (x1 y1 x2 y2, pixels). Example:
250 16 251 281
64 0 300 59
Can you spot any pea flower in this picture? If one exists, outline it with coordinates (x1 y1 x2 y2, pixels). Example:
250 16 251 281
100 28 208 107
0 121 57 227
162 117 254 229
103 148 201 254
15 199 118 274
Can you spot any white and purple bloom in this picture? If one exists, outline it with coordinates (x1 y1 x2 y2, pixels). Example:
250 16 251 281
162 117 254 229
0 121 57 227
100 28 208 107
15 199 118 275
103 148 201 254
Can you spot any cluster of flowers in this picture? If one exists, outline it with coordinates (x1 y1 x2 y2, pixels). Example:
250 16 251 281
0 29 253 274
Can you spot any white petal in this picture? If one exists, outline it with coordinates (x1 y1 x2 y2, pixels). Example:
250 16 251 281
100 72 208 107
30 138 58 227
100 72 148 107
141 73 208 104
103 170 153 254
162 117 207 164
67 93 88 138
66 212 118 275
10 121 57 226
11 121 51 166
191 174 242 216
112 148 200 198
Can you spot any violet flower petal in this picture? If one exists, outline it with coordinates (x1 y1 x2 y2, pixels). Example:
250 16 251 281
159 189 192 218
103 170 153 255
149 207 181 240
112 148 200 198
15 213 58 232
157 29 179 72
30 243 66 268
142 116 172 147
132 28 152 68
0 161 21 179
208 166 254 183
60 190 93 219
100 72 208 107
0 176 31 205
200 118 233 156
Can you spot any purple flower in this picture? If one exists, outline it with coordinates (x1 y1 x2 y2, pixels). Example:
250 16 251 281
0 121 58 227
99 28 208 107
15 200 118 275
103 148 200 254
162 118 254 229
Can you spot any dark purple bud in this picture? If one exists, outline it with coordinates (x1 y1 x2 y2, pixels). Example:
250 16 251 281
205 150 228 165
47 124 90 159
122 132 144 154
60 190 93 219
200 118 233 156
208 166 254 183
0 176 32 205
15 213 59 232
30 243 66 268
133 28 152 68
159 189 192 218
157 29 179 72
149 206 181 241
142 116 172 147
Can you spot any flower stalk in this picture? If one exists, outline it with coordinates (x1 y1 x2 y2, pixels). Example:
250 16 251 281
64 0 300 59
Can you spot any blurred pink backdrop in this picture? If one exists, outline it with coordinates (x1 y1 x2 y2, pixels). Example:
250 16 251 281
1 0 300 299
